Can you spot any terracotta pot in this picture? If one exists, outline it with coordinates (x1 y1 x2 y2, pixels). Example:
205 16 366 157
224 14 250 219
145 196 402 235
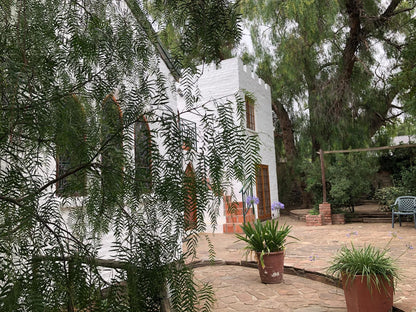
256 251 284 284
342 274 394 312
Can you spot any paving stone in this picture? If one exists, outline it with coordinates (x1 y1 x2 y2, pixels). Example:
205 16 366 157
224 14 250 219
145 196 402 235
276 288 300 296
221 295 238 304
293 305 329 312
318 291 344 301
248 291 269 300
236 292 257 303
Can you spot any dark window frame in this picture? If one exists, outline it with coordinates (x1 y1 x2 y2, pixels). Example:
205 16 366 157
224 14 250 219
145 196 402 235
245 95 255 131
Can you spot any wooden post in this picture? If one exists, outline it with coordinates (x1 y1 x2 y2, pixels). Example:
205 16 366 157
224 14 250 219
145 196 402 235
319 149 327 203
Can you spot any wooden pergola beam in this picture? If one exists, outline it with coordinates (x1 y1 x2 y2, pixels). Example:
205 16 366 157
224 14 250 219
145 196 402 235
320 143 416 155
317 143 416 204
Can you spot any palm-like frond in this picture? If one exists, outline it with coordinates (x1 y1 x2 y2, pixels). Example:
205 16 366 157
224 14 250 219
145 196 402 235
0 1 246 311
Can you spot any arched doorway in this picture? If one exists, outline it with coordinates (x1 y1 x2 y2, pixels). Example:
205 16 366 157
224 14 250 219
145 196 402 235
184 163 197 230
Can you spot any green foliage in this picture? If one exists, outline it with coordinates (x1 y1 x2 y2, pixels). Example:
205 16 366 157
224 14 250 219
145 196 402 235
304 158 324 207
235 219 297 267
374 187 410 211
144 0 242 68
327 154 378 209
0 1 248 311
240 0 416 208
375 165 416 211
327 243 398 293
400 166 416 192
305 153 378 210
379 147 416 179
308 208 319 215
55 95 89 196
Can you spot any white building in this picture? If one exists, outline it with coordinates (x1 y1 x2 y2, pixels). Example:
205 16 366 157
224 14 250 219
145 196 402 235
52 56 278 240
178 57 279 233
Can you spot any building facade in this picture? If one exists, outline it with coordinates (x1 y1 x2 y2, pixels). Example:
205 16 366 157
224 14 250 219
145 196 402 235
178 57 279 233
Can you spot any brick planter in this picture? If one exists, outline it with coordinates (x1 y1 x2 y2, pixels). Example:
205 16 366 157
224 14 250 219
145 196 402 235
332 213 346 225
306 214 322 226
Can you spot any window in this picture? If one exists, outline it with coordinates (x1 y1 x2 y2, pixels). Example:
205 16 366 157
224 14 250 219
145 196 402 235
56 155 71 194
55 95 87 196
134 116 152 194
245 95 255 131
101 95 123 198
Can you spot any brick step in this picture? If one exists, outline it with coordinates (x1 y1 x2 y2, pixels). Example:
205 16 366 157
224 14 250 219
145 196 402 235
226 214 255 224
225 209 255 217
224 197 244 208
223 221 254 234
225 206 255 216
291 208 394 224
346 212 390 217
362 218 392 223
225 205 243 212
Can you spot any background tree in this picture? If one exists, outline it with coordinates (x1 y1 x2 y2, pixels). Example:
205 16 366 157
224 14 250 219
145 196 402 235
0 1 255 311
240 0 416 207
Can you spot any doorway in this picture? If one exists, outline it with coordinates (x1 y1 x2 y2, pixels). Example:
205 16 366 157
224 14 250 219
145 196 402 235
256 164 271 220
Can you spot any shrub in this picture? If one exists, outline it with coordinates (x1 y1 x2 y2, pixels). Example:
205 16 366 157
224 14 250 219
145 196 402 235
400 166 416 192
374 186 410 211
327 243 398 292
305 153 378 211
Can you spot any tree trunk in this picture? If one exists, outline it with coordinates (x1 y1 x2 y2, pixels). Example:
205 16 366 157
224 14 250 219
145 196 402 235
272 101 311 208
272 101 296 162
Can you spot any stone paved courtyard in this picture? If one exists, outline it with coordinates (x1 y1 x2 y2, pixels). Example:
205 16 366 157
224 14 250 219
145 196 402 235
188 212 416 311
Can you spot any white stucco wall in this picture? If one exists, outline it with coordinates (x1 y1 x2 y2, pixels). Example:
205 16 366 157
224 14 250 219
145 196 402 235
178 57 279 233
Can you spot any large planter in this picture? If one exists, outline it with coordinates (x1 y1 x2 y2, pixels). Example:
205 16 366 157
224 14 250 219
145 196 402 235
306 214 322 226
342 274 394 312
256 251 284 284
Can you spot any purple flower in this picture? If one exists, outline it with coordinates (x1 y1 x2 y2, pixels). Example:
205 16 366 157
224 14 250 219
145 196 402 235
246 195 259 206
271 201 285 210
346 231 358 237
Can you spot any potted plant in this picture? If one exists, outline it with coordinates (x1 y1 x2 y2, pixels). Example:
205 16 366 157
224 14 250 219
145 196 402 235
235 217 296 284
327 243 399 312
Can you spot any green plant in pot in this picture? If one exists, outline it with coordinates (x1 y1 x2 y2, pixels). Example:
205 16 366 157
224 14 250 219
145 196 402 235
327 243 399 312
236 201 296 284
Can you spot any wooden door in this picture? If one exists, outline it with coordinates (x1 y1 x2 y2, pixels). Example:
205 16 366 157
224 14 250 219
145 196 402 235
184 163 197 229
256 164 271 221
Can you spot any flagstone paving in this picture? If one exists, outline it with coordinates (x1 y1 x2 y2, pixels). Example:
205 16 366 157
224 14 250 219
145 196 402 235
189 214 416 311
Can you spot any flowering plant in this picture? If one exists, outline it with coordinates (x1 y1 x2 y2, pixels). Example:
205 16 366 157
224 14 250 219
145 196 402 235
271 201 284 219
246 195 259 206
271 201 284 211
236 219 297 267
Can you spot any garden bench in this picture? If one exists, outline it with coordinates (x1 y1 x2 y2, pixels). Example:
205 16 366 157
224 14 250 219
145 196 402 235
391 196 416 229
